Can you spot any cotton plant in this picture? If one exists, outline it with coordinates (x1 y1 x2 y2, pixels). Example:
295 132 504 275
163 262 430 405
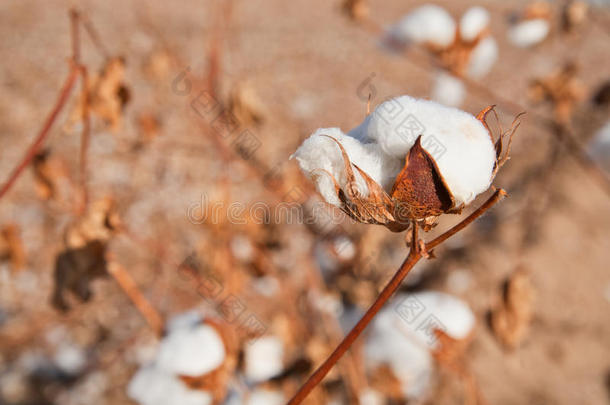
385 5 499 107
364 292 475 401
128 314 234 405
507 1 552 48
287 96 521 404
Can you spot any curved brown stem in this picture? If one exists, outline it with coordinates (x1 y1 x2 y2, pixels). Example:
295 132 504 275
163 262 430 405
287 225 422 405
287 190 507 404
0 68 80 201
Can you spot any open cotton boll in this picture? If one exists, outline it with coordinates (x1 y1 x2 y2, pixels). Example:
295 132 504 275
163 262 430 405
365 292 475 399
388 5 456 48
291 128 403 205
431 71 466 107
244 335 284 382
466 36 499 78
246 388 285 405
348 96 496 206
459 6 490 42
155 324 226 377
507 19 550 47
128 366 212 405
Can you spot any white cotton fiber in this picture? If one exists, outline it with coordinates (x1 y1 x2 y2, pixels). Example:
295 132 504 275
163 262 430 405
388 5 456 48
156 324 226 377
507 19 550 48
431 71 466 107
466 36 498 78
127 366 213 405
364 291 475 399
291 128 403 205
359 388 385 405
588 120 610 172
244 336 284 382
348 96 496 206
246 388 285 405
459 7 490 42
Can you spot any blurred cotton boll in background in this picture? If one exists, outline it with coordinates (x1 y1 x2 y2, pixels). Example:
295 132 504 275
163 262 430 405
507 19 550 47
244 335 285 383
364 291 475 400
386 4 456 48
431 71 466 107
128 315 227 405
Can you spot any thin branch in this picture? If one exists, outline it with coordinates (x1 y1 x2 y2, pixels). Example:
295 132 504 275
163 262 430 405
0 68 80 201
426 189 507 251
107 261 164 337
77 66 91 214
288 189 508 404
287 225 423 405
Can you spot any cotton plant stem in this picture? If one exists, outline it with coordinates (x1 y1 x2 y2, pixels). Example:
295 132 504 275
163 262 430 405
287 247 423 405
0 68 80 201
287 190 507 405
107 262 164 337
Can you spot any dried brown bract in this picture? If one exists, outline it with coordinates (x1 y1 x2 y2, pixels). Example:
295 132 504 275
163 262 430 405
69 57 130 131
228 81 266 127
490 269 535 349
529 62 586 124
0 224 26 271
342 0 368 22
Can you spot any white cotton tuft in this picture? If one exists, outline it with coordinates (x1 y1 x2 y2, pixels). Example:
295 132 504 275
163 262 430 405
431 71 466 107
466 36 498 78
244 336 284 382
588 120 610 172
348 96 496 206
388 5 456 48
291 128 403 205
246 388 285 405
364 291 475 399
127 367 213 405
507 19 550 48
459 7 490 42
359 388 385 405
155 324 226 377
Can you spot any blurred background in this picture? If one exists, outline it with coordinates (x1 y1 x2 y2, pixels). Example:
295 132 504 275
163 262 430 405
0 1 609 404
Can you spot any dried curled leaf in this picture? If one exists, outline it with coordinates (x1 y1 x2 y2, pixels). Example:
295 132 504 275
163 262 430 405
69 57 130 131
0 224 26 271
31 149 74 203
528 63 585 124
179 319 238 403
51 239 108 312
65 197 122 248
490 269 534 348
228 82 266 127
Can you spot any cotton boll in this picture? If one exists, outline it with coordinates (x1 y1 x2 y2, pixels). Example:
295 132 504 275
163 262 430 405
359 388 385 405
166 310 203 332
388 5 456 48
291 128 403 203
246 388 285 405
156 324 226 377
244 335 284 382
459 7 490 42
365 291 475 399
507 19 550 47
431 71 466 107
466 36 498 78
53 343 87 375
128 366 213 405
349 96 496 206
